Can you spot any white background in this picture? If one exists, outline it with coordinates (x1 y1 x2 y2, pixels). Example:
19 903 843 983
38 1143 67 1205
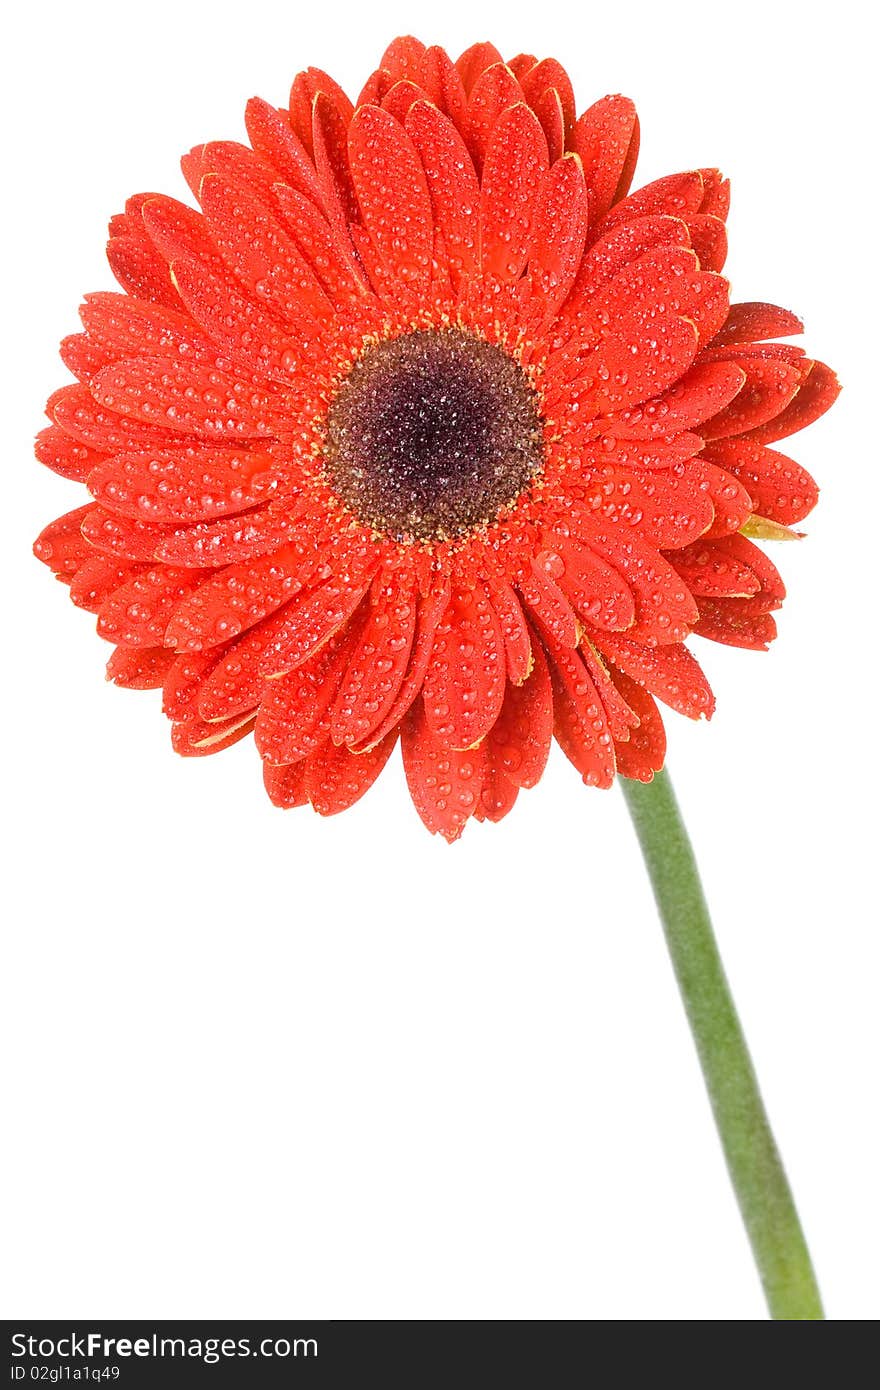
2 0 876 1321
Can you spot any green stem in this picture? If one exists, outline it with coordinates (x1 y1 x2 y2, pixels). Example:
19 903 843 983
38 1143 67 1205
620 767 823 1320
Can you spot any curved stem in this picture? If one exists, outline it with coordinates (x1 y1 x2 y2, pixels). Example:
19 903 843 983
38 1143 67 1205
620 767 823 1320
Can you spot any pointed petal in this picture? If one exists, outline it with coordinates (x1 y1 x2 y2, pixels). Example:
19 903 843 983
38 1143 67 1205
401 698 486 841
571 95 640 221
305 730 398 815
422 581 506 749
700 357 804 439
479 103 548 283
611 670 666 782
405 100 480 290
35 424 99 483
710 301 804 347
88 446 282 524
329 573 418 747
547 643 616 787
263 760 308 808
528 155 590 323
348 105 433 294
106 644 175 689
538 538 636 632
742 360 840 445
34 506 95 581
483 574 533 684
596 634 714 718
703 438 819 525
97 566 206 647
486 639 553 788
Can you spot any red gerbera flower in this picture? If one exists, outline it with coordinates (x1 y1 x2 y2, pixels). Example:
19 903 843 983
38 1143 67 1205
34 35 838 840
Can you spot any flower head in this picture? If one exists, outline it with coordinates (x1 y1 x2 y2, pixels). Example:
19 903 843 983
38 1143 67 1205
34 36 839 839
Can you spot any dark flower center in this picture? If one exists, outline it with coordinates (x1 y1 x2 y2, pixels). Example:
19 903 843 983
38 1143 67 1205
323 328 545 542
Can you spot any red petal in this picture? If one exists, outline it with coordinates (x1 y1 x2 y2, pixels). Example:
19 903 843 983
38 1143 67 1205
476 748 520 823
668 538 760 598
90 358 283 440
196 607 295 722
304 730 398 815
698 169 730 218
455 43 505 96
82 507 173 562
531 87 565 164
163 650 221 722
106 235 180 311
164 544 311 651
165 251 301 380
465 63 523 168
597 170 705 234
79 291 215 364
700 357 804 439
255 628 353 764
528 155 589 322
518 561 579 649
34 506 94 581
548 643 616 787
51 383 181 453
483 574 533 685
70 554 144 612
401 698 486 841
596 634 714 719
97 566 205 647
106 644 175 689
257 563 376 677
88 446 281 524
422 581 506 749
710 301 804 347
289 67 354 157
422 46 469 128
571 95 640 221
379 36 428 83
244 97 325 207
703 438 819 525
59 333 115 382
689 459 753 536
405 100 480 290
172 712 255 757
564 213 690 314
569 312 700 417
353 582 451 750
742 360 840 445
611 670 666 782
538 538 636 632
607 360 746 439
263 760 308 809
683 214 728 271
35 424 99 483
348 105 433 294
584 530 699 642
479 103 548 283
312 91 361 233
273 184 370 304
154 507 300 568
329 574 417 747
694 600 778 651
519 58 576 138
486 640 553 788
199 174 331 325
